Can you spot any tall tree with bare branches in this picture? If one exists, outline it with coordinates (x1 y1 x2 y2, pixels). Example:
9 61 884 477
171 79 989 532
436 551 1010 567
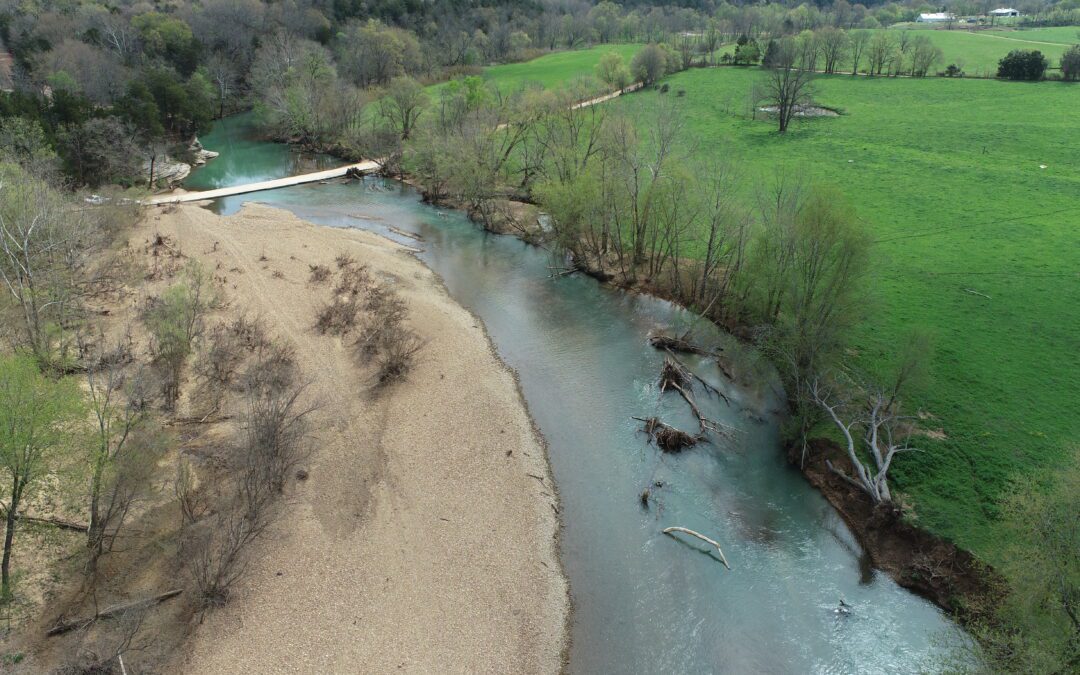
759 39 815 133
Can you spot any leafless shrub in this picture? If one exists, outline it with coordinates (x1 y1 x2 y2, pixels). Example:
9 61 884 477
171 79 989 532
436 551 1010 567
54 606 147 675
190 506 269 610
355 291 408 356
314 263 373 336
239 371 314 494
175 461 207 529
334 252 355 269
374 327 425 388
192 316 269 415
238 341 297 395
308 264 331 284
190 339 314 611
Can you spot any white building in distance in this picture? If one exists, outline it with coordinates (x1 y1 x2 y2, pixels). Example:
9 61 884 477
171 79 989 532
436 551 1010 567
990 8 1021 17
917 12 956 23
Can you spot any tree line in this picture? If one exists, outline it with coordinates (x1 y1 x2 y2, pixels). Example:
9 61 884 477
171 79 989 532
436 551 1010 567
3 0 1077 187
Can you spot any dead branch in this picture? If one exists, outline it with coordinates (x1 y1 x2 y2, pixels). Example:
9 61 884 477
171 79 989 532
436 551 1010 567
664 352 730 405
658 359 737 437
46 589 183 636
663 527 731 569
546 266 576 278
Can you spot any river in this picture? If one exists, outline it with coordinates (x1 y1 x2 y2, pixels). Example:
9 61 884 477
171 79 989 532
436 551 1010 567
187 116 962 673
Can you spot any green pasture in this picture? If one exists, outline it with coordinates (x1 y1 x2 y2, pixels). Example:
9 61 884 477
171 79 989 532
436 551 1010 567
479 44 642 92
610 68 1080 560
852 27 1072 77
983 25 1080 44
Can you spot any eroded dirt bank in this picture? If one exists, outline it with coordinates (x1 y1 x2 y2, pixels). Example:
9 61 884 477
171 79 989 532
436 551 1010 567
792 439 1000 622
152 202 568 673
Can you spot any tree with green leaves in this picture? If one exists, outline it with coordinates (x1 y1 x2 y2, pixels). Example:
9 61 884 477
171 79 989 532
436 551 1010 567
377 76 428 141
997 49 1048 81
955 453 1080 672
995 453 1080 670
142 262 215 409
631 43 668 85
595 51 631 90
0 354 83 602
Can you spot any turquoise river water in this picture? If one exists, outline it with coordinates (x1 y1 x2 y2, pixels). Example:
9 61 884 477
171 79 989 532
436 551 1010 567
186 116 963 674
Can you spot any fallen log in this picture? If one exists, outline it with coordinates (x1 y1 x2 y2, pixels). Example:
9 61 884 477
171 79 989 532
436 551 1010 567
663 375 737 438
648 332 710 355
0 507 88 533
663 353 731 406
663 526 731 570
388 226 424 242
21 515 88 532
46 589 183 637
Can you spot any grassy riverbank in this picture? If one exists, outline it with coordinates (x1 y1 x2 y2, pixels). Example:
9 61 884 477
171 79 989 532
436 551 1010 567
610 68 1080 560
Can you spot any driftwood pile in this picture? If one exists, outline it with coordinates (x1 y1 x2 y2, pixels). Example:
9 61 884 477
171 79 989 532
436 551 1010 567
635 416 701 453
638 353 735 450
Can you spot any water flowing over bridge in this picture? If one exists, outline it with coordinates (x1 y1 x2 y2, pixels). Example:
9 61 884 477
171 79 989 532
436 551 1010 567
145 160 382 205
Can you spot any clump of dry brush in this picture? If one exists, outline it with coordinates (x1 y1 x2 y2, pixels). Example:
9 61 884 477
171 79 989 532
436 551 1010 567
314 252 424 388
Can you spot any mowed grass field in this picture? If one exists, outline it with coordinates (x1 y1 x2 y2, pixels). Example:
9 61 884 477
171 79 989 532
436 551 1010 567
479 44 642 92
984 25 1080 44
609 68 1080 559
862 27 1075 77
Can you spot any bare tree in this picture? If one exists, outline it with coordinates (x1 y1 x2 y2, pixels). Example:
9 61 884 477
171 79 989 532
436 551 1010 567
810 336 928 503
908 36 943 77
0 166 92 368
205 52 240 119
812 376 920 504
81 333 163 577
759 40 815 133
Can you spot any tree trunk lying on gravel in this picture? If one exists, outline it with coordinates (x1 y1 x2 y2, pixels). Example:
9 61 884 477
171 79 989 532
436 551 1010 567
47 589 183 636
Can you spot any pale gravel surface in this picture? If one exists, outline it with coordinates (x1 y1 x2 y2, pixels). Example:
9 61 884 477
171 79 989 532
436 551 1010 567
152 203 568 673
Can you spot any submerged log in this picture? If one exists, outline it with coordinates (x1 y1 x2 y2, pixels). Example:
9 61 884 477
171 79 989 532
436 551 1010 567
648 332 710 355
663 526 732 570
